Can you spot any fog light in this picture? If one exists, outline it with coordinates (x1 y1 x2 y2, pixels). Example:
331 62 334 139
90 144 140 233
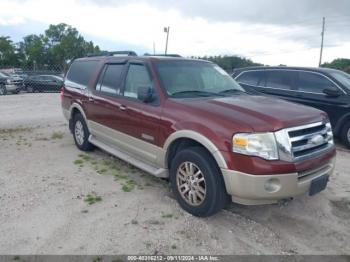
264 178 281 193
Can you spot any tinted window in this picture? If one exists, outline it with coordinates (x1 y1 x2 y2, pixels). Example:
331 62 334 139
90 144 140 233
124 64 152 99
66 60 99 89
96 64 124 95
265 71 294 90
297 72 337 93
236 71 264 86
329 71 350 91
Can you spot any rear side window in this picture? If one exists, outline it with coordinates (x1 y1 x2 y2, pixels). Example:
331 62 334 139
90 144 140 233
297 71 337 93
96 64 124 95
265 71 295 90
66 60 99 89
124 64 152 99
236 71 264 86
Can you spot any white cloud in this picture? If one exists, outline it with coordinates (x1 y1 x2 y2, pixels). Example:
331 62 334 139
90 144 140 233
0 0 348 66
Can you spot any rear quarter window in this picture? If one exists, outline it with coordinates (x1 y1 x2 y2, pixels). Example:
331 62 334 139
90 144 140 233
66 60 99 89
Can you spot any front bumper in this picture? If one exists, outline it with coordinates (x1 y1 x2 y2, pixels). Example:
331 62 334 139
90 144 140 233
221 156 335 205
5 84 21 92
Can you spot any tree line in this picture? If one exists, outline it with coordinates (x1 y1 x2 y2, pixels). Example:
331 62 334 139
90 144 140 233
0 23 349 74
0 23 100 71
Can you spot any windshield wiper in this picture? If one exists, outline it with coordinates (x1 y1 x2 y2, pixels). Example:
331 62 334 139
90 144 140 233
218 89 245 95
171 90 224 98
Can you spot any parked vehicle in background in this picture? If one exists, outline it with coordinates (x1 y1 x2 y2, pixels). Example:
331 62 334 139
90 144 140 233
0 72 23 95
232 66 350 148
24 75 63 93
61 52 335 217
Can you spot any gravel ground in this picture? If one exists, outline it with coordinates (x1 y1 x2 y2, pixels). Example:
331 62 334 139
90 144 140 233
0 93 349 255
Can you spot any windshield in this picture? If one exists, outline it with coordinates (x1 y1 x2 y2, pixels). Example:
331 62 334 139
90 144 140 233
155 60 244 98
0 72 9 77
329 70 350 91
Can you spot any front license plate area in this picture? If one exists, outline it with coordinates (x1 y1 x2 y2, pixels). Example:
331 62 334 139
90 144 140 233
309 175 329 196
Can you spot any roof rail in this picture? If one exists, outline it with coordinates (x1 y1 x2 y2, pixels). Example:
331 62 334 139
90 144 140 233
86 51 138 57
144 53 182 57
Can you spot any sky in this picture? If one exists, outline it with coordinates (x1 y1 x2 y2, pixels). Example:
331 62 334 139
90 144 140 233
0 0 349 66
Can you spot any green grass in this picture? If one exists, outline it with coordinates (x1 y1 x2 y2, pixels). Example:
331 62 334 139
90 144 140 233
84 193 102 205
51 131 64 139
161 213 174 219
144 241 152 249
73 159 84 165
78 154 91 161
121 179 136 192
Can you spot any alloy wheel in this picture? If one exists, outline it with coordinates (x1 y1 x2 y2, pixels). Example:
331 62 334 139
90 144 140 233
74 120 85 146
176 161 206 206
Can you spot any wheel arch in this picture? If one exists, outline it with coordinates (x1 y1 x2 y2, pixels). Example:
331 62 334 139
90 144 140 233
68 103 88 132
334 112 350 136
163 130 228 171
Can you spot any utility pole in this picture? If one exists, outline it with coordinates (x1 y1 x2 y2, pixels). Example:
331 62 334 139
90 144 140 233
164 26 170 55
319 17 325 67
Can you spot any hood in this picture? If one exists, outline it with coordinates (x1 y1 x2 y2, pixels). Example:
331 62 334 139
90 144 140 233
176 95 327 132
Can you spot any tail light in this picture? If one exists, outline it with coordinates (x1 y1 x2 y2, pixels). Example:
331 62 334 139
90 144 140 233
60 87 64 102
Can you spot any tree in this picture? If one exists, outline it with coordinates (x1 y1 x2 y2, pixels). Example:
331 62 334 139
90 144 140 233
19 34 46 69
43 23 100 70
0 36 19 67
197 55 262 72
321 58 350 72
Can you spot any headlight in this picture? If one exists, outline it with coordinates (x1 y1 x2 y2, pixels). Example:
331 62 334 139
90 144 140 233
232 132 278 160
325 122 334 144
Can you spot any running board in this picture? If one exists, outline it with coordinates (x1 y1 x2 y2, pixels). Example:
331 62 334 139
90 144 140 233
88 135 168 178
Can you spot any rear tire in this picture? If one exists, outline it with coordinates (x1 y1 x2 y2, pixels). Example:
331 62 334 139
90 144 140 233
340 121 350 149
0 85 7 95
170 147 230 217
72 113 94 151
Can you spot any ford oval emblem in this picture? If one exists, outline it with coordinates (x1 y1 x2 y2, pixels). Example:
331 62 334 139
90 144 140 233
309 134 324 145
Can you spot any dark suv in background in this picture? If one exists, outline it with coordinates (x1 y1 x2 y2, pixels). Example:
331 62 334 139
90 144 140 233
232 67 350 148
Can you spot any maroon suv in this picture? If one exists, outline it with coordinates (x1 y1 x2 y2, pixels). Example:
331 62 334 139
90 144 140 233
61 52 336 217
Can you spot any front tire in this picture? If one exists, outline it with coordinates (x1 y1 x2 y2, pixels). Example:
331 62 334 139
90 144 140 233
72 113 94 151
0 85 7 95
170 147 230 217
340 121 350 149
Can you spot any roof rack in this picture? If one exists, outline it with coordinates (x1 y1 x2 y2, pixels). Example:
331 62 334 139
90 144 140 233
144 53 182 57
86 51 138 57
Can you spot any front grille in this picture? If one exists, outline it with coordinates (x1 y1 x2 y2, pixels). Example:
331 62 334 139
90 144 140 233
287 122 333 161
9 80 23 86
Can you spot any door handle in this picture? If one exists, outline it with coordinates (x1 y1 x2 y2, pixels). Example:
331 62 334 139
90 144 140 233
118 105 127 111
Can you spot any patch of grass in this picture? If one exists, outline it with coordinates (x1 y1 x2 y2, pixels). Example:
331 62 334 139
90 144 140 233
78 154 91 161
161 213 174 219
121 179 136 192
144 241 152 249
84 193 102 205
93 257 102 262
74 159 84 165
97 168 108 174
51 131 64 140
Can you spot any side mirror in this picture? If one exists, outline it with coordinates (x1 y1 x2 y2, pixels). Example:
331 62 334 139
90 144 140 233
137 86 154 103
323 88 342 97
